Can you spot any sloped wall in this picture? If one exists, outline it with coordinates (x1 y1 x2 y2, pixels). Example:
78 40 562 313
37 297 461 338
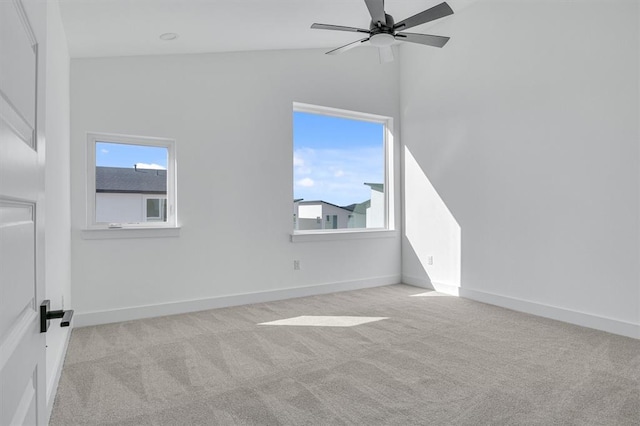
400 0 639 337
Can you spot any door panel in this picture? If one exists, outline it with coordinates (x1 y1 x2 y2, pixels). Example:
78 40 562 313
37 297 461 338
1 333 39 426
0 0 37 143
0 202 35 342
0 0 47 424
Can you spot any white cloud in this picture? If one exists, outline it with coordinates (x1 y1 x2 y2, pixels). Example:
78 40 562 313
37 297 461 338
293 146 383 206
135 162 166 170
100 149 109 154
297 177 315 187
294 150 313 175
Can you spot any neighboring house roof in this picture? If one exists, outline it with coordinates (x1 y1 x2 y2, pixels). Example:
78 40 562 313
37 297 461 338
342 200 370 214
298 200 354 212
300 199 370 214
295 183 381 213
96 166 166 194
364 183 384 192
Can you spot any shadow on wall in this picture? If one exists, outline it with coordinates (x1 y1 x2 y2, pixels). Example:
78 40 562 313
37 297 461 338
403 146 461 295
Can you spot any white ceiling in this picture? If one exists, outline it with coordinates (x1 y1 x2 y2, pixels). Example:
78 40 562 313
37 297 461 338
59 0 478 58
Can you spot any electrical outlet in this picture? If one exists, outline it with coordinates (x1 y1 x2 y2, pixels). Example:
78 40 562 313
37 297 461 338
293 260 301 270
427 256 434 266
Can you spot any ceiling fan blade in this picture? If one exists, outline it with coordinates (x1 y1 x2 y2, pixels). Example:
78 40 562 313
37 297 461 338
393 2 454 32
395 32 450 48
378 46 394 63
326 38 370 55
365 0 386 26
311 23 370 34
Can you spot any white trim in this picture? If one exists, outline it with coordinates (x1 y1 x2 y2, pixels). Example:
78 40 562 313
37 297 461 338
80 226 180 240
11 0 37 47
45 327 71 424
384 116 395 230
293 102 391 124
85 132 177 229
458 287 640 340
291 229 397 243
73 275 401 327
402 278 640 339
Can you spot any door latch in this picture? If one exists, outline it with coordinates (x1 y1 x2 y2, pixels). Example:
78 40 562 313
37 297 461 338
40 300 74 333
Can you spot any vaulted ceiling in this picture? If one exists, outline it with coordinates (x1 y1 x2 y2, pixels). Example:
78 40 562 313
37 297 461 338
59 0 478 58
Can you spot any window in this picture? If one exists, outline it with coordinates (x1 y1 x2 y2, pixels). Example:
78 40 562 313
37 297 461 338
292 103 393 232
144 196 167 221
87 133 177 228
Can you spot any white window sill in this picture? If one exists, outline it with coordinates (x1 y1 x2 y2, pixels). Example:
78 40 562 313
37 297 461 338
81 226 181 240
290 229 397 243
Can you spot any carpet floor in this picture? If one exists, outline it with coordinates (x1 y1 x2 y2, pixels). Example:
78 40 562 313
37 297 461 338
50 285 640 425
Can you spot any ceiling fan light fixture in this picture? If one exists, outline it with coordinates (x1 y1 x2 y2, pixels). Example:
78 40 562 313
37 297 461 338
311 1 454 62
369 33 394 47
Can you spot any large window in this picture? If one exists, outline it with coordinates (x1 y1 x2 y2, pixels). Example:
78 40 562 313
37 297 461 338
293 103 392 232
86 133 177 228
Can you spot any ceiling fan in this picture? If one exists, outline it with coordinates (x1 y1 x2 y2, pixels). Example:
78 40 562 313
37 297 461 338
311 0 454 63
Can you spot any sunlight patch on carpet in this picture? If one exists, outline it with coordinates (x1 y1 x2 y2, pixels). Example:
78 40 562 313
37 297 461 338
410 291 452 297
258 316 388 327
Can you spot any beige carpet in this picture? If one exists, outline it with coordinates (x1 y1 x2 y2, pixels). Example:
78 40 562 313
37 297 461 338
50 285 640 425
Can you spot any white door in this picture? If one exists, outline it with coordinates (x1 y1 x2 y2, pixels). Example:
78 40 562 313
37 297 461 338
0 0 48 424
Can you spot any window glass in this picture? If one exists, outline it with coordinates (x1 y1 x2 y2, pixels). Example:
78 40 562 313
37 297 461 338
146 198 161 219
293 109 387 231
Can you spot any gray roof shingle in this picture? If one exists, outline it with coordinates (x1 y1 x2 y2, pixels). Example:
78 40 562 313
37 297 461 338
96 166 167 193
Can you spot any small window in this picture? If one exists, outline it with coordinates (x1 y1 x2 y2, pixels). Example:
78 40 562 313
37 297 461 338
87 133 177 228
292 103 392 232
144 196 167 221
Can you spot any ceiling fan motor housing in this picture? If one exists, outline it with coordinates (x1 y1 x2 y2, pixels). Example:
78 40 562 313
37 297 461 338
369 14 395 33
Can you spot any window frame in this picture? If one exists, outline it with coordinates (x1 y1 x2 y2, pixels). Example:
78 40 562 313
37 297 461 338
86 132 177 229
292 102 394 236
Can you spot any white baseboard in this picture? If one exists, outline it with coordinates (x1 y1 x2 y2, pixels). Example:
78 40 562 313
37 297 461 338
74 275 402 327
402 274 460 296
402 275 639 339
458 287 640 339
46 326 72 423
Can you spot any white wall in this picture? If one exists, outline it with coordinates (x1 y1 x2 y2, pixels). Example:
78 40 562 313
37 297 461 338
400 0 639 338
70 48 401 323
44 0 71 417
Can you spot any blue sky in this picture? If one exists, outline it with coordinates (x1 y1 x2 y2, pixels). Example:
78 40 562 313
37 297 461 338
294 112 384 206
96 142 167 169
